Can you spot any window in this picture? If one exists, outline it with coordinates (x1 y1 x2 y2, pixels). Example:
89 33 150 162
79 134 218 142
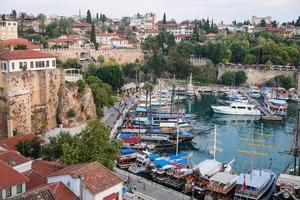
8 23 11 26
247 107 252 110
52 60 56 67
231 106 236 109
16 184 22 194
12 63 14 70
6 187 12 197
35 61 39 68
0 189 2 198
41 61 45 67
237 107 246 109
23 62 27 68
46 61 49 67
30 61 34 68
13 23 16 26
19 62 23 68
3 63 6 71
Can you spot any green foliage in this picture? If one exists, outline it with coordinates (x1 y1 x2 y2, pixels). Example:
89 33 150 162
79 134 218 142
97 55 105 64
193 61 217 84
265 75 296 89
45 21 61 38
260 19 266 27
122 63 143 80
14 44 27 50
77 80 86 94
50 119 121 169
63 58 82 69
16 138 41 159
90 23 97 47
88 65 124 90
162 13 167 24
86 10 92 23
220 70 247 86
42 132 77 161
85 76 114 116
66 108 76 118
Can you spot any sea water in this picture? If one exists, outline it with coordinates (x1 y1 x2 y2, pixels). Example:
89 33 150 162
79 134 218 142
181 94 296 175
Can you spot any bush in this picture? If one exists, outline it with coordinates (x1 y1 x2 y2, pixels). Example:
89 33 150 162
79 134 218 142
66 108 76 118
77 80 86 94
220 70 247 86
265 75 296 89
16 138 41 159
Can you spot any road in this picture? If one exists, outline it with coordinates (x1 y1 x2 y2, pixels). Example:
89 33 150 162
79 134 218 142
115 168 192 200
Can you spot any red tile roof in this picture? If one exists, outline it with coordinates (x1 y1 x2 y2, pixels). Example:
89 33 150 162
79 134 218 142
0 150 31 167
7 188 55 200
73 22 92 29
97 32 119 37
49 162 122 194
0 160 29 189
0 38 40 50
0 50 55 60
23 160 63 190
0 134 36 151
30 182 79 200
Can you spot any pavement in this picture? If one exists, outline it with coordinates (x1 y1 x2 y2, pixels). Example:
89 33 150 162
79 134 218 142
115 168 191 200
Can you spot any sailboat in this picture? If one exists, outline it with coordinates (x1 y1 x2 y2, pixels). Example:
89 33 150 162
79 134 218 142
186 73 194 97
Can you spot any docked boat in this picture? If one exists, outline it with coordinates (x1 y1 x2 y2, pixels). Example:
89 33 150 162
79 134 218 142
186 73 194 97
205 172 239 200
128 150 152 174
211 102 261 116
234 169 276 200
248 89 261 99
117 147 138 169
264 99 288 116
274 173 300 199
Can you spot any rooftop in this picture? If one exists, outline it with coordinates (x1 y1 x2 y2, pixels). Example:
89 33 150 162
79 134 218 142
0 50 55 60
48 161 122 194
0 38 40 50
0 134 36 151
0 150 31 167
0 160 29 189
7 188 55 200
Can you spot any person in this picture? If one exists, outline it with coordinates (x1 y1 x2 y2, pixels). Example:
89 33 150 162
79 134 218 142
133 184 136 190
143 182 146 190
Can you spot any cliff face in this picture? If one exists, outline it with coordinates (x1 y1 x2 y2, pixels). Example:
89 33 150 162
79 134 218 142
0 69 96 138
57 83 96 127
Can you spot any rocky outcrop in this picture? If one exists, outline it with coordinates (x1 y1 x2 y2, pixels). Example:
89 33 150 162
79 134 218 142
57 83 96 127
0 69 97 138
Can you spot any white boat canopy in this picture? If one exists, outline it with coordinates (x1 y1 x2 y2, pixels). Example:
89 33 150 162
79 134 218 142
194 159 223 178
209 172 238 185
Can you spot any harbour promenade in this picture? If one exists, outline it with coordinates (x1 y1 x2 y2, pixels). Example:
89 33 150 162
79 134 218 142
114 167 192 200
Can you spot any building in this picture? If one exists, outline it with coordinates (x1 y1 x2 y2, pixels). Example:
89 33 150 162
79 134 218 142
0 38 41 50
0 50 56 73
130 13 157 30
111 37 130 48
174 34 191 43
48 35 86 49
96 32 120 45
0 150 33 173
0 160 29 199
252 16 272 25
167 24 194 35
0 134 36 152
0 20 18 40
72 22 92 35
47 161 123 200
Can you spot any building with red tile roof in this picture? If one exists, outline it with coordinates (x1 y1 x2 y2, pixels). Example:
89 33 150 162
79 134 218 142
0 160 29 199
0 134 36 151
28 182 79 200
23 160 63 190
6 188 55 200
47 161 123 200
0 150 32 173
0 50 56 73
0 38 41 50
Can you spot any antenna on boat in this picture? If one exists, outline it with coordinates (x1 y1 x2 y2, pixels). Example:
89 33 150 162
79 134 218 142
176 86 180 155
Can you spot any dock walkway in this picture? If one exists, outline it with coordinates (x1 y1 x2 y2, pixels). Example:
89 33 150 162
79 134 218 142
114 168 192 200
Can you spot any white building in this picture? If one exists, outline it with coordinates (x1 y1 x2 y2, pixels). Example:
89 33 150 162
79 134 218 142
0 20 18 40
167 24 194 35
47 161 123 200
0 160 28 199
111 37 130 48
0 50 56 73
96 32 120 45
252 16 272 25
130 13 157 30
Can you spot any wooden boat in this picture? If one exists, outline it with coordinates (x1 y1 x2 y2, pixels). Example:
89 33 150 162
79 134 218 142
117 148 137 169
234 169 276 200
274 173 300 199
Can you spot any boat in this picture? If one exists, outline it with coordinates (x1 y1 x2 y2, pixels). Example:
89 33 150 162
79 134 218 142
186 73 194 97
264 99 288 116
211 102 261 116
205 172 239 200
248 89 261 99
117 147 138 169
234 169 277 200
128 150 152 174
274 173 300 199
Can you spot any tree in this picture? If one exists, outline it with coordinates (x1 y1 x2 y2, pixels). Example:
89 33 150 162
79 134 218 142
220 71 236 85
162 13 167 24
86 10 92 23
45 21 61 38
63 58 82 69
295 17 300 26
260 19 266 27
266 75 296 89
92 65 124 90
244 54 256 64
16 138 41 159
96 13 99 20
37 14 46 33
97 55 105 64
193 61 217 84
230 42 246 63
90 23 97 47
235 70 247 85
271 20 278 28
11 10 17 19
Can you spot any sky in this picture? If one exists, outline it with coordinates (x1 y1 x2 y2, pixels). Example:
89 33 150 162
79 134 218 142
1 0 300 24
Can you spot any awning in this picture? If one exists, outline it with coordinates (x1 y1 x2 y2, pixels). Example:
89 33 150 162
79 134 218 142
120 148 135 154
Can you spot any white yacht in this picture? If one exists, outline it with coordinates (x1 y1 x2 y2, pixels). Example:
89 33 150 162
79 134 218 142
211 102 261 116
248 89 261 99
186 73 194 97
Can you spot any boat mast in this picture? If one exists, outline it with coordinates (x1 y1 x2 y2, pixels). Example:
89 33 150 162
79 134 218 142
176 87 180 155
213 125 217 160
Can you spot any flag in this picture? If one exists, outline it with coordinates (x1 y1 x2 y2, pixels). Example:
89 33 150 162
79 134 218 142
243 174 246 192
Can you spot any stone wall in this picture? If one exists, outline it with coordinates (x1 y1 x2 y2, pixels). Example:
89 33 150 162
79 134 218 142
217 67 299 89
0 69 97 138
42 48 144 64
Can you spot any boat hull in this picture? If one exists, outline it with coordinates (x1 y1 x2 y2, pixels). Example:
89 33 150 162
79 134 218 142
211 106 261 116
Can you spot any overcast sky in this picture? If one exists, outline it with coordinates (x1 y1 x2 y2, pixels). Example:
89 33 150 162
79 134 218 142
1 0 300 23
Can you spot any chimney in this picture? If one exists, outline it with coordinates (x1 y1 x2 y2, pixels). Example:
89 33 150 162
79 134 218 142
7 118 13 138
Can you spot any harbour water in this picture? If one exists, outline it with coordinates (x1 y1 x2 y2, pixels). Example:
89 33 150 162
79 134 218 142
182 94 297 175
